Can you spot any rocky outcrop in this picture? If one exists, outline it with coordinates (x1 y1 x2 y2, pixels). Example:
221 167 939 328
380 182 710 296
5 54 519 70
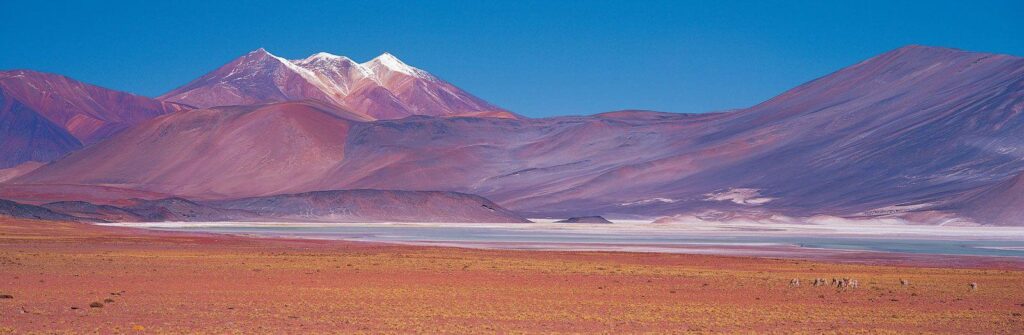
0 199 80 221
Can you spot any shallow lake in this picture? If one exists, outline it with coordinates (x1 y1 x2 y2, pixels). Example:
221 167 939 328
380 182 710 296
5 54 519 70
108 221 1024 259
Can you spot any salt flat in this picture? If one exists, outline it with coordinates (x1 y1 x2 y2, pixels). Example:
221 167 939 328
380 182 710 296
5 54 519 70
99 219 1024 260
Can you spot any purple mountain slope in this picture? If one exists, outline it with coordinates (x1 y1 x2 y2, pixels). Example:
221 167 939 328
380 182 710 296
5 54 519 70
0 97 82 168
942 171 1024 226
0 70 188 168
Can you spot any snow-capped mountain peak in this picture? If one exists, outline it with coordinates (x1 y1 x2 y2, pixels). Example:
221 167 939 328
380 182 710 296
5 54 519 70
364 52 427 78
159 49 513 120
300 52 354 64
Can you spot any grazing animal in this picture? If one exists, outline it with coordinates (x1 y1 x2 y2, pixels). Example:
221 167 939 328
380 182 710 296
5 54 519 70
790 278 800 287
900 279 909 286
837 278 850 288
850 279 859 289
969 282 978 291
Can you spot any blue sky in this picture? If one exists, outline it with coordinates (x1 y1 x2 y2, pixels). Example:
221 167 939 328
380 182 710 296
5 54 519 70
2 0 1021 117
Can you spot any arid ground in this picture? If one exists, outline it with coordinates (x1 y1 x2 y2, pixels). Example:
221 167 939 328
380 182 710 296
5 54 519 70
1 218 1022 334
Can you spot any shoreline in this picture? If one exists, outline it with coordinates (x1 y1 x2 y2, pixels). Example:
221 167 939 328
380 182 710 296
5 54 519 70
96 220 1024 269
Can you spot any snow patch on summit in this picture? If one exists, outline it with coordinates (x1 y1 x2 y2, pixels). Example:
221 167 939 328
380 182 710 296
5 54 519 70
366 52 422 77
292 51 430 85
361 52 432 81
303 52 350 62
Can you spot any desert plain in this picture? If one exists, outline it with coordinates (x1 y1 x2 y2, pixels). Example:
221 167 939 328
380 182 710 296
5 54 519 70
1 218 1022 334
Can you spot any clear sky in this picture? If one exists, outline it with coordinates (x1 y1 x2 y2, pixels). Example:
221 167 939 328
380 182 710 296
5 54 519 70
2 0 1021 117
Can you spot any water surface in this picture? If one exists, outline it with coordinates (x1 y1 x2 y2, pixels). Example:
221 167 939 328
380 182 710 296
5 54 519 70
111 221 1024 258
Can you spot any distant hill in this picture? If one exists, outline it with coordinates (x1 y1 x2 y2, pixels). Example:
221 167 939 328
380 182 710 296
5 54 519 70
4 189 529 223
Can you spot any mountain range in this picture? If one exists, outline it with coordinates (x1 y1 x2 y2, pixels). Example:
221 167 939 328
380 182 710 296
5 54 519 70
2 46 1023 225
159 48 516 120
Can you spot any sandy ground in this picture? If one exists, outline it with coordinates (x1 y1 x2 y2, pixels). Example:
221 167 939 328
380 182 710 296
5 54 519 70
1 218 1023 333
